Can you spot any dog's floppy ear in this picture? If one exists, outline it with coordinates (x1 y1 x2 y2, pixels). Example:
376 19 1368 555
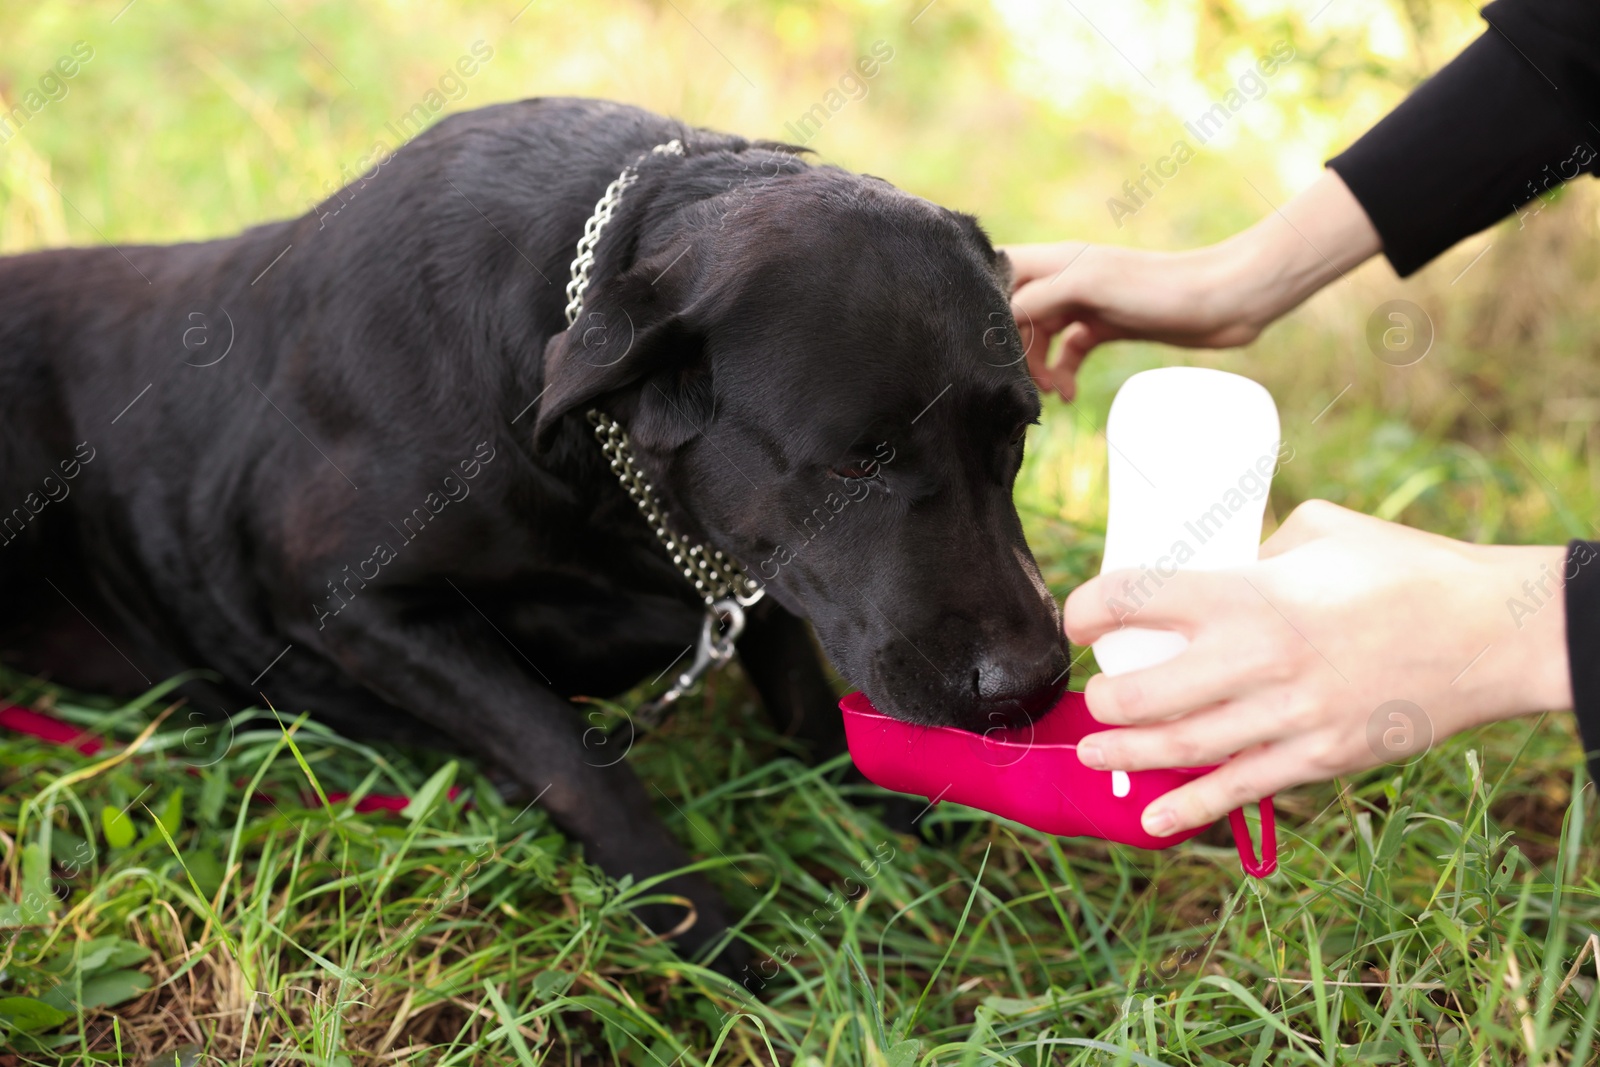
533 246 711 453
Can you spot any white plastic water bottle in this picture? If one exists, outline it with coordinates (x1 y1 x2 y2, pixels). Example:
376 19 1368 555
1092 367 1281 676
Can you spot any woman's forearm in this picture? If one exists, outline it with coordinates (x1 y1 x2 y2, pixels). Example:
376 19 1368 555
1003 169 1383 398
1215 169 1383 335
1475 543 1574 720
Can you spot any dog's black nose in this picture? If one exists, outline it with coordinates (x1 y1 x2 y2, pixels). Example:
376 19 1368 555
961 654 1070 733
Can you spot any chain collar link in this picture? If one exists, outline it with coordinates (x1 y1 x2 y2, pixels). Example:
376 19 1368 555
564 139 685 328
563 136 765 623
586 410 763 607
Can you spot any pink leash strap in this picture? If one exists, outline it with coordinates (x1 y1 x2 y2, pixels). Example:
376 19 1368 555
0 704 105 755
1226 797 1277 878
0 703 451 814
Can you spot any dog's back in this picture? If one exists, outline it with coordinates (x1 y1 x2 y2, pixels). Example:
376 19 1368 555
0 98 697 699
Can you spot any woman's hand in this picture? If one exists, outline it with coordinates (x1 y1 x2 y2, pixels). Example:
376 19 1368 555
1001 170 1383 400
1004 243 1265 400
1063 501 1574 836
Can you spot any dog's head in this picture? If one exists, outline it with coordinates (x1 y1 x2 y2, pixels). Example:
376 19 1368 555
536 154 1068 732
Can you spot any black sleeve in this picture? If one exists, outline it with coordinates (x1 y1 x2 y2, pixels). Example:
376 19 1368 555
1566 541 1600 784
1326 0 1600 277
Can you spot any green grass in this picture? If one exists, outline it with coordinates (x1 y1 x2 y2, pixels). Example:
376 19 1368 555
1 610 1596 1063
5 0 1600 1061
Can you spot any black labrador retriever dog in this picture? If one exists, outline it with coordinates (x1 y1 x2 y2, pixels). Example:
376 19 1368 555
0 98 1068 968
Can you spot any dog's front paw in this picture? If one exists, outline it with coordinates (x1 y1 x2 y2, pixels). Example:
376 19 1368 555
631 870 751 978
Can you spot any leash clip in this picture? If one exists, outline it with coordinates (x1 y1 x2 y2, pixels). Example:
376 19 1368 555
636 598 749 730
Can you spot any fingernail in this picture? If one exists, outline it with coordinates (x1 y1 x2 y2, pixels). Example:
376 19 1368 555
1078 743 1106 770
1143 808 1176 836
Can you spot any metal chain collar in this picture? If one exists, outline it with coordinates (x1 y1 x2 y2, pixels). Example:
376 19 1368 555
562 138 764 726
564 139 685 329
586 411 764 609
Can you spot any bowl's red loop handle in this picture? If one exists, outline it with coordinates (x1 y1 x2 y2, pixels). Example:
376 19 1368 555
1227 798 1276 878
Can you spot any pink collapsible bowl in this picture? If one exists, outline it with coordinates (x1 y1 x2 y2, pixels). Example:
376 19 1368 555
840 689 1276 878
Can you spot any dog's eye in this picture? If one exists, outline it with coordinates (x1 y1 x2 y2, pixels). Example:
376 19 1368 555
829 461 878 481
